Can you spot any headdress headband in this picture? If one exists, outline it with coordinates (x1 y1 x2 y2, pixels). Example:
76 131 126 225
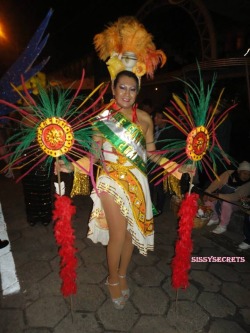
93 16 167 81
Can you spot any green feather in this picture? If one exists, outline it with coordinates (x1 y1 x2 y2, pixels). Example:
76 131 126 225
175 61 217 126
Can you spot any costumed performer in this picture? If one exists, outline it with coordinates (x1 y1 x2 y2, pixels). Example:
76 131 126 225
55 16 192 310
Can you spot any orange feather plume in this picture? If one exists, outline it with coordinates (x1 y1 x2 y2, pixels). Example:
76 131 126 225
93 16 167 78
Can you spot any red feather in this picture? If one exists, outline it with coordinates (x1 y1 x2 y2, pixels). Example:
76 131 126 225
53 195 77 297
171 192 199 290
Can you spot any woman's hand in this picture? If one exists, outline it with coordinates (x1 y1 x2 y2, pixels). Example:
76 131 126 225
178 164 197 180
54 159 73 175
178 163 196 175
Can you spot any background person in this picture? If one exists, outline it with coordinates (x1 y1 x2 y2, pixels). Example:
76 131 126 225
212 191 250 247
204 161 250 234
238 197 250 250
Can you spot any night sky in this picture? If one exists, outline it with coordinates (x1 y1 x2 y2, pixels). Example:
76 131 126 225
0 0 144 73
0 0 249 74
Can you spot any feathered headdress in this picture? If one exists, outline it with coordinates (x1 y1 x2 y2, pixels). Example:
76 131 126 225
94 16 167 80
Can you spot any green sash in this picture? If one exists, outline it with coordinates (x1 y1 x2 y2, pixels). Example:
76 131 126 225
94 110 147 174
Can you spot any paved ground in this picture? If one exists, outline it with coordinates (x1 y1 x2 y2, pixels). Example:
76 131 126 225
0 173 250 333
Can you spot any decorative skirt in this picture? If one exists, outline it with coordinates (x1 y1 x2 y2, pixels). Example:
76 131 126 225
87 162 154 256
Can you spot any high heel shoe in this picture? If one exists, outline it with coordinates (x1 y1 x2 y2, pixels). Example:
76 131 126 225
118 274 130 300
105 277 125 310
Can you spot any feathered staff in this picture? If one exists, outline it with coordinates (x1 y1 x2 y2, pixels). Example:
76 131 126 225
151 64 237 291
152 68 237 186
0 71 109 296
0 7 111 298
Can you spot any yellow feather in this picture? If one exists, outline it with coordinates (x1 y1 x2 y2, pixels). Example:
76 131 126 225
93 16 167 77
75 82 105 112
172 94 188 114
172 93 194 128
163 111 189 136
206 88 225 128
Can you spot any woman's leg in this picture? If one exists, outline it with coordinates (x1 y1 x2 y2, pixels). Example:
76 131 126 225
220 202 235 228
119 230 134 292
100 192 127 299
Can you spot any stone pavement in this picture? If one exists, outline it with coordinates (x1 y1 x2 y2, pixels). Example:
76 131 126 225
0 173 250 333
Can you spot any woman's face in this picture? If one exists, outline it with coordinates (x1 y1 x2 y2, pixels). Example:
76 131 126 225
113 75 138 109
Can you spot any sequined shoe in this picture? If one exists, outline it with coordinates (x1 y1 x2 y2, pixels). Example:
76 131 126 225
118 274 130 300
105 277 125 310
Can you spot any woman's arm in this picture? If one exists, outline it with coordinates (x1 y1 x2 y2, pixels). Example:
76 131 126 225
206 170 232 193
219 182 250 202
72 130 103 173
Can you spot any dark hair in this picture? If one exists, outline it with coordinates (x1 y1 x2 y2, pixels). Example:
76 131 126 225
113 70 139 91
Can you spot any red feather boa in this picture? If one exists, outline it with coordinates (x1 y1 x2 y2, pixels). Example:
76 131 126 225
171 192 199 290
53 195 77 297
